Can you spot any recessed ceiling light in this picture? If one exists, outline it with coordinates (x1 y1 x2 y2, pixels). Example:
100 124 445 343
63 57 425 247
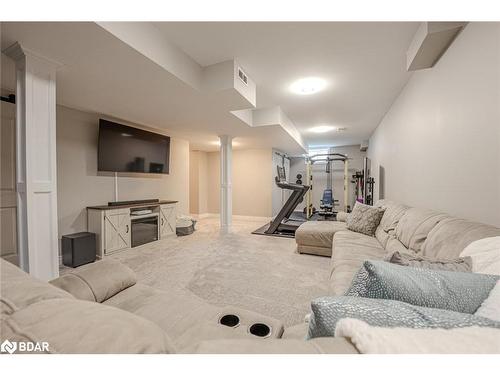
309 125 348 134
290 77 327 95
309 125 336 133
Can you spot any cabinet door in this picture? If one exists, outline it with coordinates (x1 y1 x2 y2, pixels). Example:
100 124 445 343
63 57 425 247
159 204 176 238
104 210 130 254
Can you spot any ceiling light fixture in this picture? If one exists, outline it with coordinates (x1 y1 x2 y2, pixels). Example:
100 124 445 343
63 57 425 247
309 125 336 133
290 77 326 95
309 125 348 134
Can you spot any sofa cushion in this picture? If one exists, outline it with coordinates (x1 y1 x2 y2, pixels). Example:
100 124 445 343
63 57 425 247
1 298 176 354
336 211 349 222
0 259 74 310
49 273 96 302
0 317 54 353
103 284 286 350
282 323 309 339
375 227 392 249
296 220 347 255
384 236 410 254
51 260 137 303
386 251 472 272
395 207 448 253
346 261 498 314
375 199 409 248
307 296 500 339
346 202 385 237
374 200 410 248
423 218 500 259
103 283 219 342
329 231 386 296
375 200 410 233
1 299 16 315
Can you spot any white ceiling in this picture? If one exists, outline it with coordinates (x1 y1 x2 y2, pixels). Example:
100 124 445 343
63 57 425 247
154 22 419 147
1 22 305 154
1 22 419 154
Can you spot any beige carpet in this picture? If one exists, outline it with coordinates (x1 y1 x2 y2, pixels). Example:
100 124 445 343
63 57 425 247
110 217 331 327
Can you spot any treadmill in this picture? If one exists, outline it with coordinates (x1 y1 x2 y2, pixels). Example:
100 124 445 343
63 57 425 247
253 166 309 238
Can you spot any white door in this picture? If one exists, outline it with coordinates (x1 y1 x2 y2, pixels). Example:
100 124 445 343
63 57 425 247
159 204 176 238
0 101 18 265
104 210 130 254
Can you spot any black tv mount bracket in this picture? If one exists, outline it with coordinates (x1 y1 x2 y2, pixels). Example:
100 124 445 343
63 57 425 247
0 94 16 104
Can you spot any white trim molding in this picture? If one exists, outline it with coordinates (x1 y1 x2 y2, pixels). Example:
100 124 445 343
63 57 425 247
4 42 61 280
190 213 271 222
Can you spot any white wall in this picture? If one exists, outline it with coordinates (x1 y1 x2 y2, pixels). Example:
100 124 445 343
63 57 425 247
368 23 500 227
202 148 273 217
57 106 190 238
189 150 200 214
189 150 209 215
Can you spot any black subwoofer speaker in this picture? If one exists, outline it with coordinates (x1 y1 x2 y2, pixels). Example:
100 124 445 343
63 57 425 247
62 232 96 268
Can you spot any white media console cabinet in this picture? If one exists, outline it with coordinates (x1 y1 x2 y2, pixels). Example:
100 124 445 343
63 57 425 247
87 200 177 258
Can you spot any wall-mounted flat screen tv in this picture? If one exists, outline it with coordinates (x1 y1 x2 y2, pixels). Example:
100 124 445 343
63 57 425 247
98 119 170 174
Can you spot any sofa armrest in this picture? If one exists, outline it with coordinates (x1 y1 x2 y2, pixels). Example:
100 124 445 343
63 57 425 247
337 211 349 222
50 260 137 303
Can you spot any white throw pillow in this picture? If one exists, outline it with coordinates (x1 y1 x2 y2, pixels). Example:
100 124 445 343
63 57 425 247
475 281 500 322
460 236 500 275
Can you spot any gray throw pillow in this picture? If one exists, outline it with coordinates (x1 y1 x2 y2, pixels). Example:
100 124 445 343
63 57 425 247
346 202 385 237
346 260 499 314
307 296 500 339
385 251 473 272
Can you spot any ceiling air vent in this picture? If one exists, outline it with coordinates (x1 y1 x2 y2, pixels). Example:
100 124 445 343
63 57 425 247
238 67 248 85
335 127 347 132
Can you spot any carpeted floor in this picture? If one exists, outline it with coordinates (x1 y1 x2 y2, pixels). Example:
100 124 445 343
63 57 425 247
108 217 331 327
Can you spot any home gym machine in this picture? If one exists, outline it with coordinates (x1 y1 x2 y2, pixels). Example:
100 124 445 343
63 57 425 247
252 166 310 238
304 153 349 219
350 157 375 206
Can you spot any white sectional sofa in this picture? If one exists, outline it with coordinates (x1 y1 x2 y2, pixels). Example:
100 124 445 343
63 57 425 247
2 199 499 353
297 200 499 294
0 258 357 353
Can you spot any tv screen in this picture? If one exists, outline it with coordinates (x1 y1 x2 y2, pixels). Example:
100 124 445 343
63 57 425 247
98 119 170 174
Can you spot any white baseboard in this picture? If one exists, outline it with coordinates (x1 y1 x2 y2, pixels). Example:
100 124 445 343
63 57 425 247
233 215 272 222
189 213 215 219
190 213 271 222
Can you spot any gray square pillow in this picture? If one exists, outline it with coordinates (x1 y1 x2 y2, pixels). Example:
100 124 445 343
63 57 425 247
346 202 385 236
308 296 500 339
346 260 499 314
385 251 473 272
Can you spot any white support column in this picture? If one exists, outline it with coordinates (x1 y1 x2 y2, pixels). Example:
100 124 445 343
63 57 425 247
219 135 232 233
5 43 60 280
